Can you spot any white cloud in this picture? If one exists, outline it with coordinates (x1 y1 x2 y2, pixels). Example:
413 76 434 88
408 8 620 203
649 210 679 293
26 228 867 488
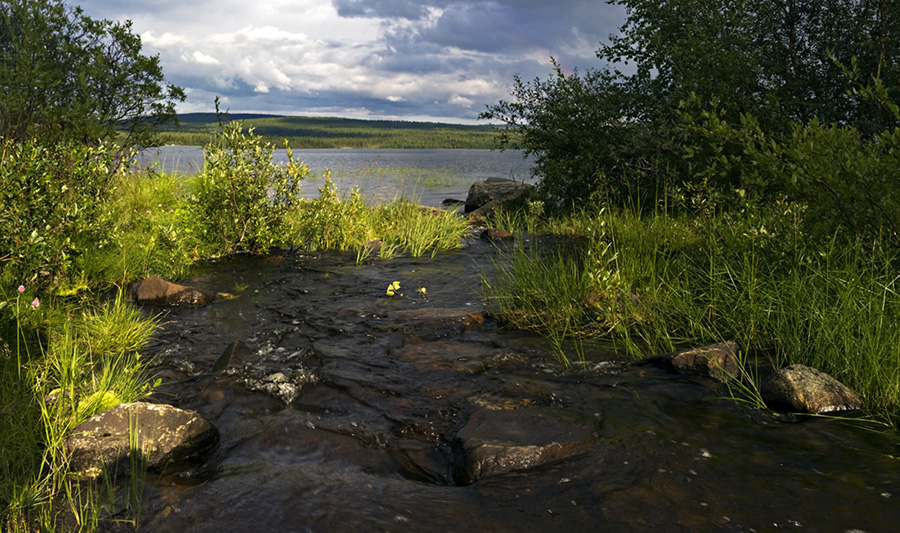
448 94 474 107
77 0 626 122
189 51 219 65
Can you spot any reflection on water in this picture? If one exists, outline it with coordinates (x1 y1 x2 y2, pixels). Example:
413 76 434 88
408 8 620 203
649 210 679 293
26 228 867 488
138 147 535 207
137 240 900 532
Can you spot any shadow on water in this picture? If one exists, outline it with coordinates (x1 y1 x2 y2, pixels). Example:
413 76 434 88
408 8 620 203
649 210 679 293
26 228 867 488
135 238 900 532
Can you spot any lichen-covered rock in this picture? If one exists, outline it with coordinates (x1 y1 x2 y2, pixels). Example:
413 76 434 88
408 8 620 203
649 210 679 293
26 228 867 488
131 276 214 307
66 402 218 479
453 408 597 485
464 178 532 215
650 341 741 382
761 364 863 414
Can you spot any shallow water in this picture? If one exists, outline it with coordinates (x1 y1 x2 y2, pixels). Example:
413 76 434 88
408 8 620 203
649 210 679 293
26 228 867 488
137 147 535 208
135 238 900 532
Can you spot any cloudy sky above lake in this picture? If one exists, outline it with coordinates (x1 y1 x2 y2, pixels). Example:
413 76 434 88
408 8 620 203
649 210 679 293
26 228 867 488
76 0 625 124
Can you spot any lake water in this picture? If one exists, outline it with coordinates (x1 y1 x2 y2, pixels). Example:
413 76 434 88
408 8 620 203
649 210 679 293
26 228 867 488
138 146 535 207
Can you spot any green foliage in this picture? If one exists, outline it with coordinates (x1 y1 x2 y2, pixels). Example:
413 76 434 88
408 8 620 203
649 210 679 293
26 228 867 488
294 176 372 251
481 205 900 423
0 0 184 148
680 92 900 244
485 0 900 210
0 290 157 529
0 139 117 289
191 119 308 255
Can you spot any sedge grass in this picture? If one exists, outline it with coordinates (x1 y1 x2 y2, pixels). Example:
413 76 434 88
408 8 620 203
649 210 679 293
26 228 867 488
1 291 158 530
481 204 900 425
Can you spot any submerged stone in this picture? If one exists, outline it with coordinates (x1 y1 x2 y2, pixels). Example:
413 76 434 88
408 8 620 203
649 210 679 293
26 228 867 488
481 227 514 242
213 340 254 373
760 364 863 414
453 408 597 485
66 402 218 479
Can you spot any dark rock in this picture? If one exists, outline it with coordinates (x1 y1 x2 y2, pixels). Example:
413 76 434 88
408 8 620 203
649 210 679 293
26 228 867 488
481 228 514 241
131 276 214 307
648 341 741 382
66 402 218 479
442 198 464 207
760 364 863 414
212 340 254 373
453 408 597 485
464 178 532 214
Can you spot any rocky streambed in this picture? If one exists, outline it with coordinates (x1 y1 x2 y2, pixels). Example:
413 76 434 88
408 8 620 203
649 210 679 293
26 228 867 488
114 237 899 532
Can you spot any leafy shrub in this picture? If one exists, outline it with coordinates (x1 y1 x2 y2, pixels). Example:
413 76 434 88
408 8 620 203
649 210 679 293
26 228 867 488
191 121 308 255
293 176 372 251
0 139 116 288
680 94 900 244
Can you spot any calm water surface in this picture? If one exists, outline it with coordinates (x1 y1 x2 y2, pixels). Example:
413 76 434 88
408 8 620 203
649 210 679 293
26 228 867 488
138 147 535 207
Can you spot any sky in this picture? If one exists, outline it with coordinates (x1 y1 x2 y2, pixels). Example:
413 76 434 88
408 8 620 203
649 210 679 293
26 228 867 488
76 0 625 124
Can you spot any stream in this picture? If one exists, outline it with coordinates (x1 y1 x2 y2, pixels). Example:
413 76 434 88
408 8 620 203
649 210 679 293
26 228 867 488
134 236 900 532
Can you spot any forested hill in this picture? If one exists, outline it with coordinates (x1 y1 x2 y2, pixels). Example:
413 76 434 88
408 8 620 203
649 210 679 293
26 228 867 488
154 113 507 149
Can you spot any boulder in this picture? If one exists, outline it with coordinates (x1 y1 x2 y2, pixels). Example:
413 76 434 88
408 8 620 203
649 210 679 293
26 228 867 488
453 408 596 485
648 341 741 382
464 178 532 214
131 276 214 307
760 364 863 414
66 402 218 479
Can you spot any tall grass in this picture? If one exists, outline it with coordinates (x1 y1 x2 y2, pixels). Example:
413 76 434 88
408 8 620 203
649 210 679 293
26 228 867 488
1 290 158 530
481 204 900 424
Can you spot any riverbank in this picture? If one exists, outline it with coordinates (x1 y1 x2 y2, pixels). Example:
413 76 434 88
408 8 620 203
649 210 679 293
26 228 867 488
480 202 900 427
0 128 473 529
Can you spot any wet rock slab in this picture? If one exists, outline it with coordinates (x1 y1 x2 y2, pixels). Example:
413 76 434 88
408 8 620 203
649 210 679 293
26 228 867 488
66 402 218 479
453 408 597 485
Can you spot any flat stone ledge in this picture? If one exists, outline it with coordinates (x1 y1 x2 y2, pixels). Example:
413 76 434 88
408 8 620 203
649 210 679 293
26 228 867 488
453 408 597 485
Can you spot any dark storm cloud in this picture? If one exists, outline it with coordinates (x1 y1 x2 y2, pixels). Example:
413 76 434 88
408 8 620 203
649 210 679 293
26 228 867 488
72 0 625 122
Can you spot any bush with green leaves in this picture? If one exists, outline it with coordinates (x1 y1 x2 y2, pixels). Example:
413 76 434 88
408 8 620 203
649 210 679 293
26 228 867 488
680 86 900 244
0 0 184 149
484 0 899 211
0 139 116 289
191 121 308 255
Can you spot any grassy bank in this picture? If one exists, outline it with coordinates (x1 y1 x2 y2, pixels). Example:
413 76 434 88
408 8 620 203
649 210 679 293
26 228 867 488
481 202 900 426
0 125 471 529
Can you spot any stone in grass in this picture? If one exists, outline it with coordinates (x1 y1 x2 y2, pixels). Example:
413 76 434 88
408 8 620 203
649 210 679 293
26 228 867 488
66 402 218 479
760 364 863 414
131 276 214 307
650 341 742 382
453 408 597 485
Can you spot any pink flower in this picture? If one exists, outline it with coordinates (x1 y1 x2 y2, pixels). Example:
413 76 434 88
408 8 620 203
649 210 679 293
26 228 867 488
17 285 25 293
31 298 39 309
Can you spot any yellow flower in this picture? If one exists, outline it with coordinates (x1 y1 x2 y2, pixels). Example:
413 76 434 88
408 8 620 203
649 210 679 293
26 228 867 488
386 281 401 297
417 287 427 297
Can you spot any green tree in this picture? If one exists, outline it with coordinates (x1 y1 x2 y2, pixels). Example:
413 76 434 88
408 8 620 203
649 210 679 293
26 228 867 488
484 0 900 209
0 0 184 148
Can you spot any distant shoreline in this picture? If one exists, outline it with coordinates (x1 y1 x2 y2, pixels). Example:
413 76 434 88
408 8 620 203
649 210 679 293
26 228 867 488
151 113 513 150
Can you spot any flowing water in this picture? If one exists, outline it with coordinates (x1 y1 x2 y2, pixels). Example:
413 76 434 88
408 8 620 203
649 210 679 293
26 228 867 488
133 237 900 533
